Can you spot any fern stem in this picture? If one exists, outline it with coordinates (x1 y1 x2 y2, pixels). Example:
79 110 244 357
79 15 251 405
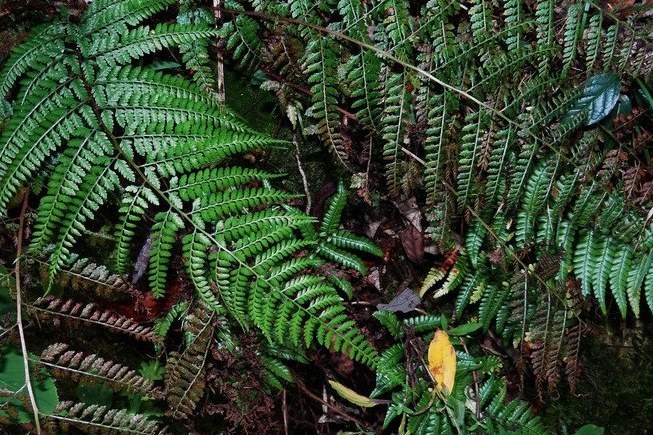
293 133 312 214
15 189 42 435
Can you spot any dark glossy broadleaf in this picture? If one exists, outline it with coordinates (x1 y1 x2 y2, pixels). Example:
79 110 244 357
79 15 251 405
566 73 621 125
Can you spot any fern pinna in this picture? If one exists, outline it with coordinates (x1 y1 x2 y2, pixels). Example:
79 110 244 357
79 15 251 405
0 0 380 424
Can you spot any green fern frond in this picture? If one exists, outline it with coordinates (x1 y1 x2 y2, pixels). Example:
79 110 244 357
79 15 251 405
81 0 177 35
561 2 588 78
346 51 382 128
456 110 489 210
0 1 378 375
303 37 347 167
381 69 412 196
0 23 67 99
221 13 262 72
183 230 220 312
177 5 217 92
320 182 347 234
504 0 526 53
328 230 383 257
154 300 190 339
515 159 556 245
87 23 218 66
584 13 603 73
610 245 632 318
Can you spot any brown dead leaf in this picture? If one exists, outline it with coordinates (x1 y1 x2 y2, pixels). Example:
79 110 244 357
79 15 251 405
398 225 424 264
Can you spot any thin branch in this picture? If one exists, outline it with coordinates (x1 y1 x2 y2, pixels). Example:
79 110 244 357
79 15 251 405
293 374 371 430
261 67 358 121
293 133 311 214
213 0 226 102
282 388 289 435
15 189 41 434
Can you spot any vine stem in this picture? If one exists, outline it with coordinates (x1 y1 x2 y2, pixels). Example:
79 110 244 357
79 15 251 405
15 189 42 435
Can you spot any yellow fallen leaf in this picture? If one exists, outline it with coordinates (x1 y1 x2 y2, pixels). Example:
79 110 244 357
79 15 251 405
428 329 456 395
327 379 380 408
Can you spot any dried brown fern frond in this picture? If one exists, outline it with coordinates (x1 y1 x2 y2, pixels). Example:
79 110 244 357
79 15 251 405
28 296 158 342
40 343 162 398
165 305 214 419
39 257 134 301
44 401 167 435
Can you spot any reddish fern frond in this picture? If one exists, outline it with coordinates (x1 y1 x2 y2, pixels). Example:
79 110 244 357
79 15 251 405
40 343 162 398
28 296 158 342
529 294 568 398
564 323 583 395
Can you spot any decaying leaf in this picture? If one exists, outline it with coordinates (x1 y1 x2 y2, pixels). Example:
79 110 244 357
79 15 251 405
428 330 456 395
376 288 420 313
327 379 381 408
